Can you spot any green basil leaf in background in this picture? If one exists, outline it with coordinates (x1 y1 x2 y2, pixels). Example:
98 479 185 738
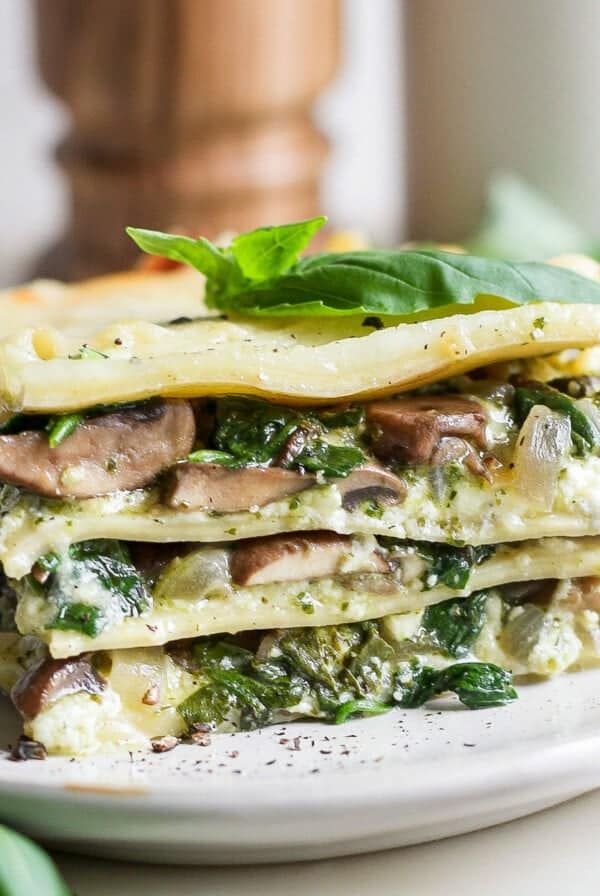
228 249 600 317
466 172 590 261
0 826 70 896
231 216 326 281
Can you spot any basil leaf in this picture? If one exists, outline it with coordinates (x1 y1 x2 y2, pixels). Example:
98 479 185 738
126 227 235 282
466 173 589 261
231 217 326 281
230 249 600 317
129 218 600 320
0 825 71 896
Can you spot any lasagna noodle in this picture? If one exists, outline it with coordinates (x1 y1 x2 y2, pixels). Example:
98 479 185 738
0 267 204 339
12 535 600 658
3 302 600 412
3 453 600 577
4 578 600 755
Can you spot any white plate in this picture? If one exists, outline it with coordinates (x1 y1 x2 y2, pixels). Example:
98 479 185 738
1 671 600 864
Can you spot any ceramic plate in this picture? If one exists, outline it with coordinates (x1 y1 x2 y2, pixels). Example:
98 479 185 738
1 670 600 864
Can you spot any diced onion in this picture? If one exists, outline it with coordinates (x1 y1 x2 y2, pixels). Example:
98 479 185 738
500 604 545 662
512 405 571 510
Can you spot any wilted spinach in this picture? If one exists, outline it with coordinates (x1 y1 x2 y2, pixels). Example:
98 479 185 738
177 620 517 733
207 397 364 477
420 591 489 658
37 539 151 637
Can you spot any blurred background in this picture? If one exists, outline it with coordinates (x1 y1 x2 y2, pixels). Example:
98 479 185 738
1 0 600 286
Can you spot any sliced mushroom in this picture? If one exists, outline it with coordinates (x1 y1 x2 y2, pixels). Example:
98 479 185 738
163 463 316 512
367 395 487 465
335 464 407 510
11 655 106 720
129 542 186 585
0 399 195 498
430 436 490 479
498 579 557 606
563 577 600 611
230 531 388 587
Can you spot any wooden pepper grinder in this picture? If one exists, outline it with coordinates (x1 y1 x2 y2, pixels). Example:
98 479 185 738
34 0 340 279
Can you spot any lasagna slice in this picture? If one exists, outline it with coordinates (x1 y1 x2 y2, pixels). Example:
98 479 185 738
2 221 600 754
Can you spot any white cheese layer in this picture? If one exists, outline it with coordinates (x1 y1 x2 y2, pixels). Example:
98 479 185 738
4 302 600 412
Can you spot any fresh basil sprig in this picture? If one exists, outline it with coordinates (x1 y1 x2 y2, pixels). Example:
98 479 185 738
127 217 326 311
128 217 600 319
0 826 70 896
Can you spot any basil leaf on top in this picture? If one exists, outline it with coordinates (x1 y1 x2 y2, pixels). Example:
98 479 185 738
127 217 325 309
128 218 600 320
231 217 326 281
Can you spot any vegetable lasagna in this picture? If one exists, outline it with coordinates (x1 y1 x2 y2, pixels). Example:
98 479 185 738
2 217 600 755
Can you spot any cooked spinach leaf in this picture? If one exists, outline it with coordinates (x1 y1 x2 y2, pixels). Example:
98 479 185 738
334 698 391 724
48 602 104 638
213 397 364 477
214 398 304 465
41 540 151 637
293 441 365 478
379 539 496 591
187 449 239 466
394 660 517 709
128 219 600 320
435 662 518 709
418 543 496 591
177 621 517 733
46 413 84 448
420 591 489 658
317 406 365 429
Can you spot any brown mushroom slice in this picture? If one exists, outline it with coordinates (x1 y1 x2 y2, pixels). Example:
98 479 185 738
0 399 196 498
563 577 600 611
230 531 388 587
336 464 407 510
11 655 106 721
430 436 491 480
163 463 316 512
367 395 487 465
